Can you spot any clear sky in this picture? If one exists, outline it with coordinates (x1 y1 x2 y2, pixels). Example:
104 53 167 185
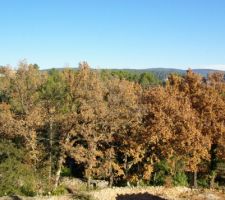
1 0 225 70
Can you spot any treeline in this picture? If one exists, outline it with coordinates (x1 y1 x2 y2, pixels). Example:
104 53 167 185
99 69 162 86
0 61 225 196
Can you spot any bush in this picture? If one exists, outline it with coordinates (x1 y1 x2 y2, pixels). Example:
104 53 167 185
51 185 68 196
152 171 166 186
173 172 188 186
151 158 188 187
197 176 209 188
0 139 38 196
20 185 37 197
0 157 39 196
151 160 170 186
61 166 72 177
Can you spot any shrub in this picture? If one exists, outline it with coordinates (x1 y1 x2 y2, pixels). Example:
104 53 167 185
152 170 166 186
197 176 209 188
173 172 188 186
61 166 72 177
151 158 189 187
51 185 68 196
151 160 170 186
0 157 39 196
20 185 37 197
0 139 38 196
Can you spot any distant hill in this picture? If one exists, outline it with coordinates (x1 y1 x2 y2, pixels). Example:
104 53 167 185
105 68 225 80
148 68 225 80
42 67 225 81
192 69 225 77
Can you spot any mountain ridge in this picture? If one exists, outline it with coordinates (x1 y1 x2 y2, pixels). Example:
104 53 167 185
41 67 225 81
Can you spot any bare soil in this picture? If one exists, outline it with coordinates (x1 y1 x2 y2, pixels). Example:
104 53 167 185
89 187 225 200
1 187 225 200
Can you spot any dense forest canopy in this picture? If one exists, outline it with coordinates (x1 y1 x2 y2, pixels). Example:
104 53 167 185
0 61 225 196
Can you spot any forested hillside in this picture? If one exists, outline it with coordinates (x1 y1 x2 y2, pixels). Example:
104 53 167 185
0 61 225 196
43 67 225 82
107 68 225 81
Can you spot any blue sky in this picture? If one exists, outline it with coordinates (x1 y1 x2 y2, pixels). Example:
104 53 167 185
0 0 225 70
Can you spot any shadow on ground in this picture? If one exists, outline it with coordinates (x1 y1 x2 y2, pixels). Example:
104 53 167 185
116 192 167 200
9 196 22 200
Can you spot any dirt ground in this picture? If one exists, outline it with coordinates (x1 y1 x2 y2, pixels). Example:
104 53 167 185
1 187 225 200
89 187 225 200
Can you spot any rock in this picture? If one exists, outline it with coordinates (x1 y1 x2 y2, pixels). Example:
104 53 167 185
90 180 109 189
60 177 86 192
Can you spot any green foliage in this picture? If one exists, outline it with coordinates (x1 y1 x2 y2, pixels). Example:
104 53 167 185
20 185 37 197
0 139 38 196
152 159 188 186
152 160 170 186
197 176 209 188
100 69 161 86
173 172 188 186
152 172 166 186
51 185 68 196
61 166 72 177
138 72 161 87
40 69 69 110
155 160 170 172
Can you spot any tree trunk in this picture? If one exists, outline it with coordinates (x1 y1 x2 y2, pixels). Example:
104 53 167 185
210 143 218 188
54 126 71 189
87 176 91 190
210 171 217 189
49 116 53 183
86 163 92 190
86 160 93 190
193 171 198 188
86 141 95 190
109 174 114 188
54 154 64 189
124 154 130 186
210 143 218 171
109 148 114 188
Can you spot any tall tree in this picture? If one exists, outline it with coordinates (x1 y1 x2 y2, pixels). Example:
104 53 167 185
104 78 143 185
166 70 225 186
40 69 70 184
67 62 108 189
142 74 210 186
0 62 45 167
